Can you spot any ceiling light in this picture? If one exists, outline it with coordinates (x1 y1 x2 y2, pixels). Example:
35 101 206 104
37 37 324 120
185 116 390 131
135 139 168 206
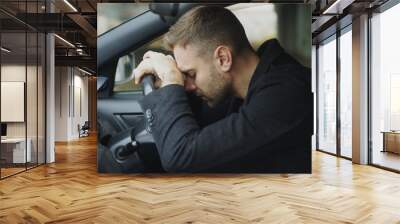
78 67 93 76
323 0 340 14
1 47 11 53
54 34 75 48
76 48 86 56
322 0 354 15
63 0 78 12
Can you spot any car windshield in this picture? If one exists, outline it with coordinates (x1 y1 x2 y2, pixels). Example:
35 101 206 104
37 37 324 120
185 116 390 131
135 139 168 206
97 3 150 36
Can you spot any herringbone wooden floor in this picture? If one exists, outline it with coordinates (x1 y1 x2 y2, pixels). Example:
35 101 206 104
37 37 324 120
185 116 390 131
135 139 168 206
1 135 400 223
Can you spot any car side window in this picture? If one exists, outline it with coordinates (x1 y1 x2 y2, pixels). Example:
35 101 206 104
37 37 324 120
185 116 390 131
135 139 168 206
113 36 168 93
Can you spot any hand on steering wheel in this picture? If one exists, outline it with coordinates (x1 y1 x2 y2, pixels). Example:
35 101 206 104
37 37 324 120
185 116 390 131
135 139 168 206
133 51 184 88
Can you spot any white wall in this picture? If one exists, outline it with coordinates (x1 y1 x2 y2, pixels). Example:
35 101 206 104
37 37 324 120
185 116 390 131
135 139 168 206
1 82 25 122
1 65 26 142
1 65 39 138
54 67 89 141
1 63 46 164
55 67 69 141
72 73 89 138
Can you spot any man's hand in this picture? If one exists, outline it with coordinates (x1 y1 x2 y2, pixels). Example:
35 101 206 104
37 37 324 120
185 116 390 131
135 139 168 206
134 51 184 88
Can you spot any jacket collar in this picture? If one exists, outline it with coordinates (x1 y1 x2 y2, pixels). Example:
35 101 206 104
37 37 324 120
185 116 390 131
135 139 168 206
247 39 284 97
253 39 283 79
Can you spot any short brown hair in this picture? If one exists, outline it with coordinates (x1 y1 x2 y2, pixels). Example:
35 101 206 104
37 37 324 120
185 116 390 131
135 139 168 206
164 6 253 56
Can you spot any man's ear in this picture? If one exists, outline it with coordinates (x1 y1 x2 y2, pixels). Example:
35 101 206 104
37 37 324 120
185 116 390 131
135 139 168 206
213 46 232 73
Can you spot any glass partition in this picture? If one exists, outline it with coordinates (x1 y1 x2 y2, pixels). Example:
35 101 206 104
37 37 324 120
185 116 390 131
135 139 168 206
317 35 337 154
312 45 316 150
339 27 352 158
1 30 28 177
0 1 46 179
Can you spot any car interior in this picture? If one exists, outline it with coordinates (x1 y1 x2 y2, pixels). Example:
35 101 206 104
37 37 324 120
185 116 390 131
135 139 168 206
96 2 308 173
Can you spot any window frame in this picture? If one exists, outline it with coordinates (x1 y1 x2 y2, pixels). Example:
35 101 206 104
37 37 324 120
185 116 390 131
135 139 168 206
315 22 353 161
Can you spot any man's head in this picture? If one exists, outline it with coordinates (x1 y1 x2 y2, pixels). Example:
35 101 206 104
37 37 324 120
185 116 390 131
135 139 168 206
164 6 254 107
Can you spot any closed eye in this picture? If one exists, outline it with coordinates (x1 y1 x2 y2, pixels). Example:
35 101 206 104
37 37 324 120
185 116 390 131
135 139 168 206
187 70 196 78
182 70 195 79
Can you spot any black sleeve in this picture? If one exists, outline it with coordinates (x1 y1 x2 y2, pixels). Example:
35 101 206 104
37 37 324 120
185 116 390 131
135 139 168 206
140 78 311 172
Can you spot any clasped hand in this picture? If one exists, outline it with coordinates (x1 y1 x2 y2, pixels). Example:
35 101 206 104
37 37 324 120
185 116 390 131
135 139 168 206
134 51 184 88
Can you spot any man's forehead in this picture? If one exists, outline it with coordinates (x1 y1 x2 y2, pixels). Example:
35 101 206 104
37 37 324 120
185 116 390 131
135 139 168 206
173 44 198 72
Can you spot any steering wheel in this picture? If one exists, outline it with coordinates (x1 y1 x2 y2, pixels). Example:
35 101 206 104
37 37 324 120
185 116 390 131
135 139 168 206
142 75 155 95
99 75 164 173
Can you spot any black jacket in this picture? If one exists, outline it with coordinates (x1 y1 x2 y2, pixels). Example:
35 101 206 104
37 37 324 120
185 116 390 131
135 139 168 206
140 39 313 173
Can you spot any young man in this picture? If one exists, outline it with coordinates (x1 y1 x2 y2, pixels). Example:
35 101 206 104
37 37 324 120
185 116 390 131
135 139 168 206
134 6 313 173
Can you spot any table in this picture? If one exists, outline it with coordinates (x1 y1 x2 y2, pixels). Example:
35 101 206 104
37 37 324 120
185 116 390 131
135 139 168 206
1 138 32 164
381 131 400 154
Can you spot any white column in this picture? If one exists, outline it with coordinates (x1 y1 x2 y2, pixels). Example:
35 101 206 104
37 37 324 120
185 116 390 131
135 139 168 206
46 1 55 163
352 14 369 164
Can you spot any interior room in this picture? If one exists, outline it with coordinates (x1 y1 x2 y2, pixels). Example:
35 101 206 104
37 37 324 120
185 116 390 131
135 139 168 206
0 0 399 223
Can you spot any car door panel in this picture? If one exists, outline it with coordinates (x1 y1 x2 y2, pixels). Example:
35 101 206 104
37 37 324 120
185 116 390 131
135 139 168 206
97 93 145 138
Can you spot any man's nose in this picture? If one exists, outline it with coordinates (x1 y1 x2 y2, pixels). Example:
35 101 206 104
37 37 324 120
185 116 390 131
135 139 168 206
184 78 197 92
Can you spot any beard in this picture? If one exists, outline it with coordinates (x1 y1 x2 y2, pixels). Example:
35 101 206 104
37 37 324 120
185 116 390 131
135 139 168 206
199 66 232 108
